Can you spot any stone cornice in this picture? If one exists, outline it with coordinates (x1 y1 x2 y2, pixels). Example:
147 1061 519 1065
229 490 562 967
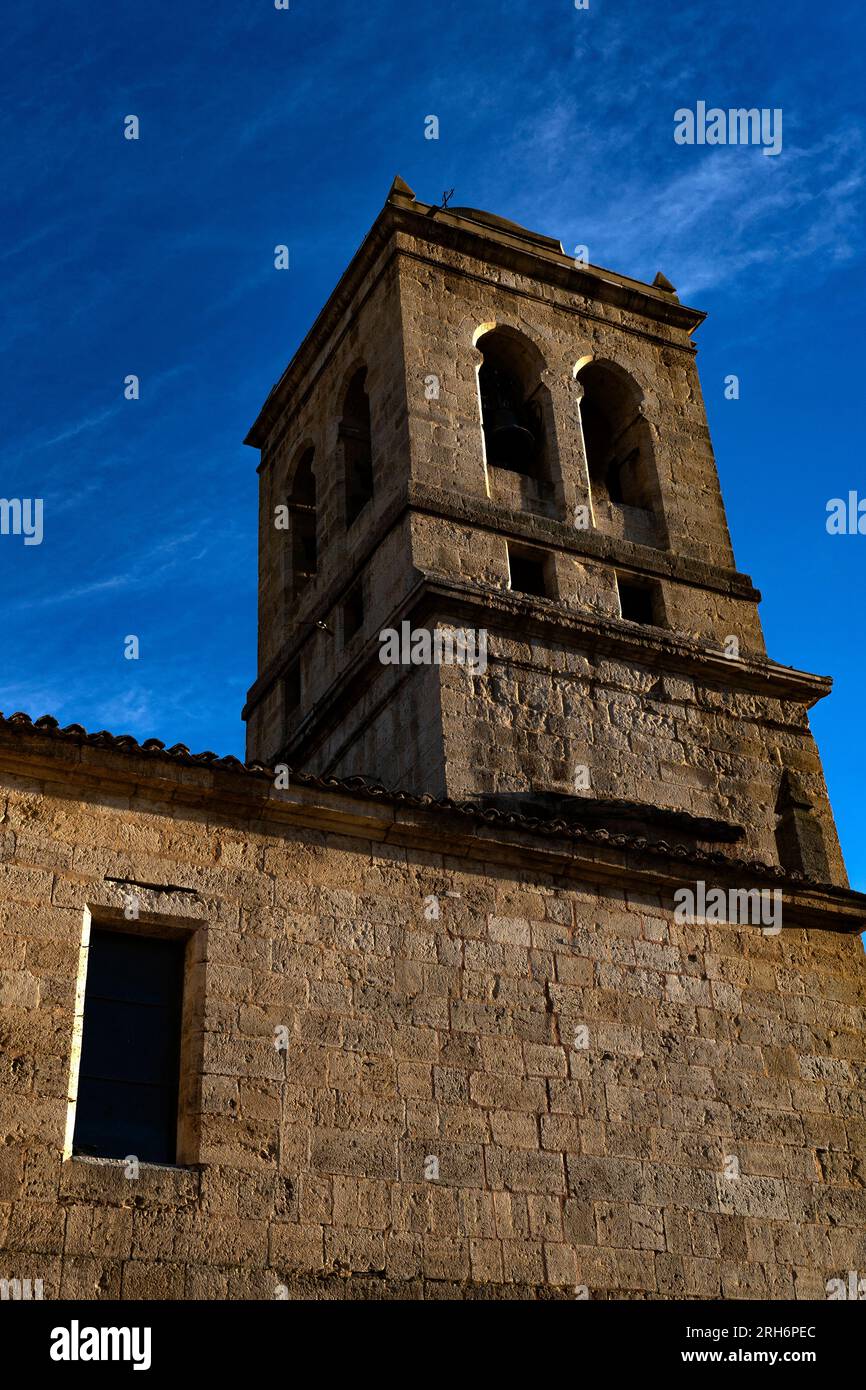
406 482 761 600
245 549 830 725
413 577 832 706
242 487 767 718
388 199 705 334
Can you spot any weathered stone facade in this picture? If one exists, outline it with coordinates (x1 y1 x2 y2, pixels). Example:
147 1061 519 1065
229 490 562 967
243 179 845 889
1 184 864 1300
0 718 864 1300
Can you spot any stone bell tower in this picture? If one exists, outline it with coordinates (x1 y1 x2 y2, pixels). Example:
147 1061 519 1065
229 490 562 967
243 177 847 887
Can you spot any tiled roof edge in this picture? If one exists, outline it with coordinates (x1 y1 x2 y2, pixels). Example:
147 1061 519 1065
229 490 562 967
0 710 861 904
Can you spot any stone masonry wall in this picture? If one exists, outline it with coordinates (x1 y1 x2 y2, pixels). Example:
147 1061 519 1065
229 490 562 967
395 227 740 574
437 631 847 884
1 758 864 1300
246 195 772 791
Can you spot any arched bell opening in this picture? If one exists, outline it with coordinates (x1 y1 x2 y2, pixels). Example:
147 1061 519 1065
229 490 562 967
476 330 548 480
576 360 667 548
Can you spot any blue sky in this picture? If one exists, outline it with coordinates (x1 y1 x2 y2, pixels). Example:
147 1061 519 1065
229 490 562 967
2 1 864 886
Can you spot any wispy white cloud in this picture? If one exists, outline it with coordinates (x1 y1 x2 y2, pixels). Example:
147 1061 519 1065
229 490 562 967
7 528 208 611
488 95 866 300
36 406 121 450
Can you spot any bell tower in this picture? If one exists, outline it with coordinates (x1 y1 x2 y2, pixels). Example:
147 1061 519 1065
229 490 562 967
243 177 847 886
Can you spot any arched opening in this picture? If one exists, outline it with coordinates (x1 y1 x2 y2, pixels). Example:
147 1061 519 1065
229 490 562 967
340 368 374 527
476 329 548 481
287 446 317 592
576 360 666 546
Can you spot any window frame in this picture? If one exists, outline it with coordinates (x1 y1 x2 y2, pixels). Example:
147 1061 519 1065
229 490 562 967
64 907 205 1170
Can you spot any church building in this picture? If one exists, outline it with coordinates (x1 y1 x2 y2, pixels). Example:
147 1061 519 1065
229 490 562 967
1 178 864 1300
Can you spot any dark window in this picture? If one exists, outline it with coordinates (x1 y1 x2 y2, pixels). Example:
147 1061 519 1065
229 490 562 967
292 513 317 584
341 369 374 527
477 333 545 479
581 392 625 500
342 583 364 642
288 448 317 590
73 929 185 1165
508 547 550 598
618 577 658 626
578 362 655 512
285 659 301 712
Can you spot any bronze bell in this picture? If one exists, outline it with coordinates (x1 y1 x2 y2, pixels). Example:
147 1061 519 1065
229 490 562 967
481 365 536 470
